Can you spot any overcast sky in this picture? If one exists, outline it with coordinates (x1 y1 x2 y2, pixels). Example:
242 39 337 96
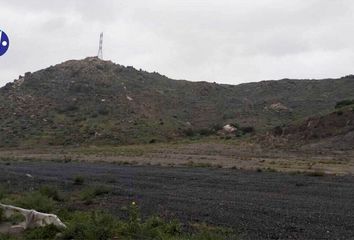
1 0 354 86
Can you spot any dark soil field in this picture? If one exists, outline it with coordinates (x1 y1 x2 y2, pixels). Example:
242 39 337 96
1 161 354 239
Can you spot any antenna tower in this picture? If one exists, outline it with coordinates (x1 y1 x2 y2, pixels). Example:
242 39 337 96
97 32 103 59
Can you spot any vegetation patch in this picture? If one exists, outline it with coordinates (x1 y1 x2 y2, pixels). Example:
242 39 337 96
73 176 85 185
56 203 239 240
306 171 325 177
10 191 56 213
183 161 222 168
0 189 239 240
39 186 63 202
79 186 111 204
24 225 61 240
335 99 354 109
0 185 8 201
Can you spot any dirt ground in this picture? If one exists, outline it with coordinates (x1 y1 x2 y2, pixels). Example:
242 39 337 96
1 141 354 175
1 161 354 239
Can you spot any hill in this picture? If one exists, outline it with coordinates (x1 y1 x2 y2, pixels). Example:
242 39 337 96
1 57 354 147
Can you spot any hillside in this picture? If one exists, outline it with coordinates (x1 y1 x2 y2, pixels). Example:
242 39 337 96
1 57 354 147
271 103 354 150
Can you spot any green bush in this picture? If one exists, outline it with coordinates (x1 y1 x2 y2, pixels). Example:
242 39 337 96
59 211 116 240
0 208 4 223
0 185 7 200
39 185 62 201
79 186 110 204
115 204 238 240
73 176 85 185
230 123 240 129
335 99 354 109
197 128 214 136
116 203 183 239
183 128 195 137
13 191 55 213
24 224 60 240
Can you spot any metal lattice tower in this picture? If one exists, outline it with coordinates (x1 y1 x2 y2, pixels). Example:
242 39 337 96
97 32 103 59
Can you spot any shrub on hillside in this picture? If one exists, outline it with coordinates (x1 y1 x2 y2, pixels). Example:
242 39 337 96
56 104 79 113
97 105 109 115
211 123 223 132
197 128 215 136
183 128 195 137
240 126 255 134
230 122 240 129
335 99 354 109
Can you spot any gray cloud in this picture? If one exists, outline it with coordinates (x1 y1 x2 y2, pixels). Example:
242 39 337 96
1 0 354 86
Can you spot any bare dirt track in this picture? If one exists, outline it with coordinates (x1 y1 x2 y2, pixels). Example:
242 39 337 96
1 161 354 239
2 142 354 175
